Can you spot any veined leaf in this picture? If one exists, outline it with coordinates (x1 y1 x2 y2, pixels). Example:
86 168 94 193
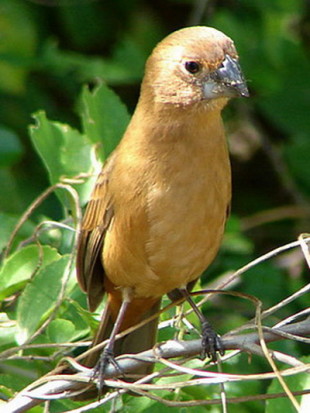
29 111 97 207
0 245 60 301
80 82 130 161
16 255 70 344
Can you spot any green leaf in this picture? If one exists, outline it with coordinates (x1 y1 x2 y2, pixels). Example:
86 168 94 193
29 111 96 207
66 297 94 334
223 215 254 254
0 212 35 252
80 83 130 160
284 133 310 192
123 394 155 412
0 126 23 167
57 1 106 50
243 262 287 307
16 255 70 344
266 356 310 412
40 35 145 86
0 0 37 94
0 170 23 214
47 319 75 343
0 313 16 347
0 373 29 398
104 37 145 84
0 245 60 301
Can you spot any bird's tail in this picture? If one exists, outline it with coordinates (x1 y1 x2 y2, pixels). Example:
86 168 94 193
83 296 161 378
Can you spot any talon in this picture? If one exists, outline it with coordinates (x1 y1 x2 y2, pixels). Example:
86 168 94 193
201 320 224 361
93 348 123 394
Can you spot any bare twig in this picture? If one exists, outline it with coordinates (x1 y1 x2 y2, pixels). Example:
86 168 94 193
241 205 310 231
4 318 310 412
4 183 81 259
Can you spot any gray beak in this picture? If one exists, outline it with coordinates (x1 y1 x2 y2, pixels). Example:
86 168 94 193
203 54 249 99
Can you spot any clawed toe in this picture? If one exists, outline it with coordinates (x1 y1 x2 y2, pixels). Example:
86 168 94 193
93 348 123 394
201 320 224 361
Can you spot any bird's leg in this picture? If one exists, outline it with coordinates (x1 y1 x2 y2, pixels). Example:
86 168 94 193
94 289 131 393
179 288 224 361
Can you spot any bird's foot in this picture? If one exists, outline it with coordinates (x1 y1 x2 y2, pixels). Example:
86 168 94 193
92 348 123 395
201 319 224 362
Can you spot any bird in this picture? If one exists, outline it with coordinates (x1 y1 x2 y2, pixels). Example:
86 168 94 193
76 26 249 393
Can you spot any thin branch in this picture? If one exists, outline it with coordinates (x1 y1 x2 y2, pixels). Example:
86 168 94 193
4 318 310 413
241 205 310 231
4 183 80 259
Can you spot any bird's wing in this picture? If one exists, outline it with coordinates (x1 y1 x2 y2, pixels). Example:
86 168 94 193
76 152 116 312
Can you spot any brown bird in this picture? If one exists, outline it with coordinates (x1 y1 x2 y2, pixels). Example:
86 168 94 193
76 26 248 391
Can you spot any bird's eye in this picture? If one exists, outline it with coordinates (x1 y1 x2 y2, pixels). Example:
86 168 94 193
184 61 201 74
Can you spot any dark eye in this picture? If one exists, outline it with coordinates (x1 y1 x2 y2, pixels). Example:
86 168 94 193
184 61 201 74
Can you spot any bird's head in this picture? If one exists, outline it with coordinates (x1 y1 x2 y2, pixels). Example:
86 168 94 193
141 26 249 110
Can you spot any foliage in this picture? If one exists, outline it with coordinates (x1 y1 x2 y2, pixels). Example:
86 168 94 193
0 0 309 412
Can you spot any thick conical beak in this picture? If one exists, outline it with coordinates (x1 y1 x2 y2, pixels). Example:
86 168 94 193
203 54 249 99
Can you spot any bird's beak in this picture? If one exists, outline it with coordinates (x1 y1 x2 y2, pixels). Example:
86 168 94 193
203 54 249 99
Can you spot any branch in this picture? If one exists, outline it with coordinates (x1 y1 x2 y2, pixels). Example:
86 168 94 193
4 318 310 413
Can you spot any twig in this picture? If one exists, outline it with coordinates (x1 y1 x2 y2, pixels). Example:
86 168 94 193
4 318 310 412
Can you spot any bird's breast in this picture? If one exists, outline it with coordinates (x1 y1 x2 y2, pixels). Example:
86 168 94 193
144 144 231 294
103 113 231 298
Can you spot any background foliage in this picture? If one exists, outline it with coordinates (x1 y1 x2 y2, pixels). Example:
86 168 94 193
0 0 309 412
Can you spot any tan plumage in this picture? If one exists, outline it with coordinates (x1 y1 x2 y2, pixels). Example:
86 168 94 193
76 26 248 383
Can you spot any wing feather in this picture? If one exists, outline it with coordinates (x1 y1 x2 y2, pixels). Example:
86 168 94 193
76 153 116 312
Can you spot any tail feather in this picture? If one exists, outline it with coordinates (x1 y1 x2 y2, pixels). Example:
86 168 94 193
84 298 161 378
